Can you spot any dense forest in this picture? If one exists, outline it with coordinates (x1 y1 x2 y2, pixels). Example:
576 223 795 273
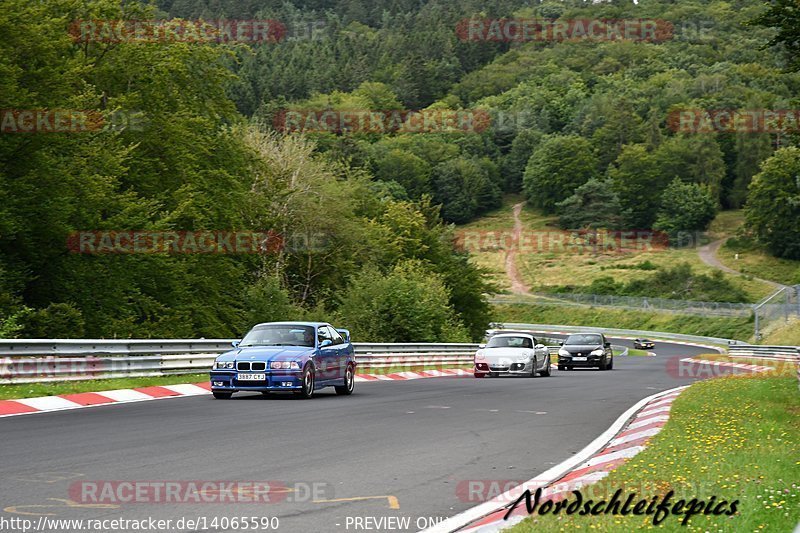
1 0 798 340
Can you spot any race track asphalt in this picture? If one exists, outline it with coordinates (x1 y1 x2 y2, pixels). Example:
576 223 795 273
0 338 721 533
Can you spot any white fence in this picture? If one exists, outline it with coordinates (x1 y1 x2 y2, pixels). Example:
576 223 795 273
0 340 481 384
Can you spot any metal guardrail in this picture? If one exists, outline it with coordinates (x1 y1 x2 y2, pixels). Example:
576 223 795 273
728 345 800 359
0 340 481 384
0 340 478 357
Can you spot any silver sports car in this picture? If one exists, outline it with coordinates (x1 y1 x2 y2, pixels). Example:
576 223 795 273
474 333 551 378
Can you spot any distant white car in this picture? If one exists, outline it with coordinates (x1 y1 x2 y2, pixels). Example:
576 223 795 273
474 333 551 378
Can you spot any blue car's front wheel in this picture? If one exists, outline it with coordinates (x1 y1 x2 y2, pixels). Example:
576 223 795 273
295 365 315 399
213 391 232 400
335 365 355 396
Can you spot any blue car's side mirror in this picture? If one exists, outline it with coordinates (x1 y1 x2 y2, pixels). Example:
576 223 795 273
320 339 333 348
232 340 240 348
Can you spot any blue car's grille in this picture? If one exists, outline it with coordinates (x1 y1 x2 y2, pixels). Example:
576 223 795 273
236 361 267 371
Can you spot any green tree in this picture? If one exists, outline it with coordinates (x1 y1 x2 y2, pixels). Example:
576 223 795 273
523 135 598 212
556 178 625 230
607 144 663 228
654 136 726 201
336 261 468 342
500 129 542 192
431 157 501 223
745 147 800 259
653 179 718 242
752 0 800 71
373 149 432 198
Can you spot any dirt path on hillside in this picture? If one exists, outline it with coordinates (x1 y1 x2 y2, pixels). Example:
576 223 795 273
698 238 787 290
505 201 530 294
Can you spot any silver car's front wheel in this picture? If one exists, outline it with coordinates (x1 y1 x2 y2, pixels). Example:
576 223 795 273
529 357 538 378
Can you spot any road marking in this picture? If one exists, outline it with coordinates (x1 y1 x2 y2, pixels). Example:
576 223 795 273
425 405 451 409
12 472 84 483
313 495 400 510
4 498 119 516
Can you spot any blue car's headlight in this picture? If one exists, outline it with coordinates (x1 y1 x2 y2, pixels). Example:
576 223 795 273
270 361 300 370
215 361 234 370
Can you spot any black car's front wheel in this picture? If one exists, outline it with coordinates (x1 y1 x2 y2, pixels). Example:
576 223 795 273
335 365 355 395
295 365 315 399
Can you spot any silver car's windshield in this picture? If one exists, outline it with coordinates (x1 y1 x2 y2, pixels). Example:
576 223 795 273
487 336 533 349
564 334 602 345
240 325 314 348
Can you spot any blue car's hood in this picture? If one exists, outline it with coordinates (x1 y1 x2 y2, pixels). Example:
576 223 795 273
217 345 313 362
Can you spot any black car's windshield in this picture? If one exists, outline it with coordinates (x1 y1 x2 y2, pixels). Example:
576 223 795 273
564 334 602 345
240 325 315 348
487 336 533 349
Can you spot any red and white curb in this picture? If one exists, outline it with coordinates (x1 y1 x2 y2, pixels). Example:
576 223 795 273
0 369 475 418
423 387 688 533
0 382 213 418
354 368 472 382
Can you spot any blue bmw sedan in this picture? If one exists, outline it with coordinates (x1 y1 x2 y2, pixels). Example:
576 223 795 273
209 322 356 399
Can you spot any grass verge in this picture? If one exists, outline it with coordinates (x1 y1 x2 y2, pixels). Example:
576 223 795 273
492 303 754 342
721 237 800 286
509 374 800 532
626 348 651 356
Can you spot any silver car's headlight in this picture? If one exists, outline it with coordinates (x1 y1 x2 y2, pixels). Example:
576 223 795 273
590 348 604 356
215 361 234 370
518 352 531 360
558 348 569 357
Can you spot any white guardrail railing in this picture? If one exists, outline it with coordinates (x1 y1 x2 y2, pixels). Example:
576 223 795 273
494 322 743 347
0 334 630 384
0 328 794 384
0 340 481 384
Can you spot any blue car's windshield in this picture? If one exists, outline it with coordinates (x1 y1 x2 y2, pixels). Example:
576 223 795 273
240 325 315 348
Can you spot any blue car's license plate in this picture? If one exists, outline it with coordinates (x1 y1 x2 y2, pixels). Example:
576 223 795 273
238 373 266 381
